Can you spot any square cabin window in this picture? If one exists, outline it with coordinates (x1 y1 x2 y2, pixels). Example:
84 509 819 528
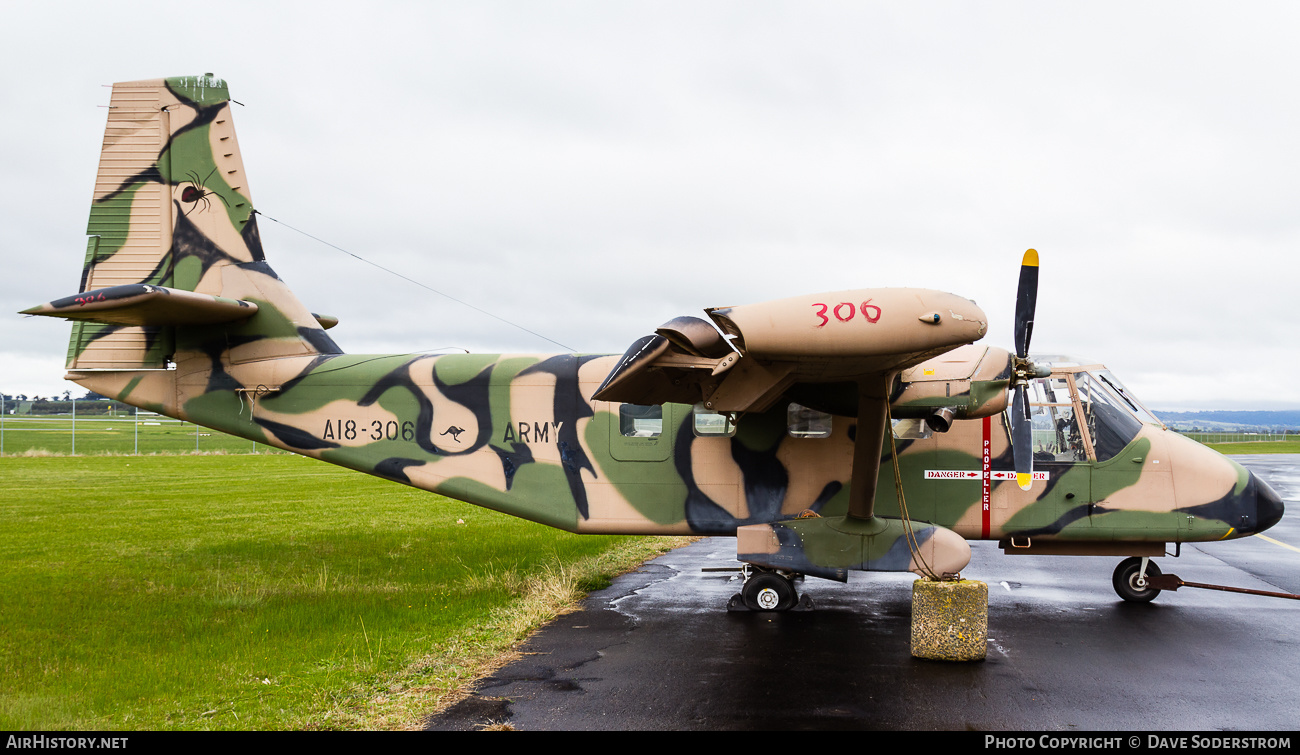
891 417 933 440
787 403 832 438
619 404 663 437
693 405 736 437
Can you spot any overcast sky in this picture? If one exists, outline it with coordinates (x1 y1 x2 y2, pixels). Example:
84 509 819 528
3 2 1298 409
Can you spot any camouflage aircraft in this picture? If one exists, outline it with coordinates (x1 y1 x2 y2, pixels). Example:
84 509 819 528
23 75 1284 612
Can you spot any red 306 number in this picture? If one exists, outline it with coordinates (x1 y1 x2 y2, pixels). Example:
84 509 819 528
812 299 881 327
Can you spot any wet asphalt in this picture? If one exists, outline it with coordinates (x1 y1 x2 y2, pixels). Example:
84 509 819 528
425 455 1300 731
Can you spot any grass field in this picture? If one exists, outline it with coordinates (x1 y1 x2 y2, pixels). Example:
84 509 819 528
1197 440 1300 454
0 454 685 730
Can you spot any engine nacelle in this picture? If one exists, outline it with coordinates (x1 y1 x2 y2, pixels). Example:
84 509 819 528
889 344 1012 425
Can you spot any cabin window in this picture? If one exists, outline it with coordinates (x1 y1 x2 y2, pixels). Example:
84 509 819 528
1023 377 1088 462
787 403 832 438
619 404 663 437
693 405 736 437
891 417 933 440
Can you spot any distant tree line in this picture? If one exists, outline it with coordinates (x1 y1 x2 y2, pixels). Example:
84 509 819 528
1155 409 1300 433
2 391 135 416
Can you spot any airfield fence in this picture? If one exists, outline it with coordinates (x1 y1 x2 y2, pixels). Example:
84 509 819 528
2 400 1293 457
0 404 286 457
1173 431 1292 445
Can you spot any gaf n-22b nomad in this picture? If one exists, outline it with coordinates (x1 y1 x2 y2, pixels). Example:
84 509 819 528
25 76 1284 611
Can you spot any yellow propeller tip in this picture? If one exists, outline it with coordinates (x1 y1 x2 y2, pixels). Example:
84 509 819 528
1022 249 1039 267
1017 472 1033 491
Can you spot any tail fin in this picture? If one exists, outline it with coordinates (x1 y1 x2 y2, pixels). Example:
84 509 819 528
27 74 339 370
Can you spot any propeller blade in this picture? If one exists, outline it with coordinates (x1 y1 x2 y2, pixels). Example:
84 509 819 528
1014 248 1039 359
1011 382 1033 491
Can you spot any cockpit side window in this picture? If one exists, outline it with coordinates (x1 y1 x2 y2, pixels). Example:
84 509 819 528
1074 372 1143 461
1022 376 1088 462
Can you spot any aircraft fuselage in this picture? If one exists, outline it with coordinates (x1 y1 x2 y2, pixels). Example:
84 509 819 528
71 350 1283 549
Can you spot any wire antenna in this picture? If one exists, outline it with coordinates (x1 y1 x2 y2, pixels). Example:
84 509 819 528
255 210 575 352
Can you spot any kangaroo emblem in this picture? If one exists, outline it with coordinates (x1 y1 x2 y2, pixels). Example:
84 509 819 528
440 426 465 443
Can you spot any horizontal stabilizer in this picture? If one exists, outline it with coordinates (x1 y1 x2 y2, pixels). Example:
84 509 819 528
311 313 339 330
22 284 258 327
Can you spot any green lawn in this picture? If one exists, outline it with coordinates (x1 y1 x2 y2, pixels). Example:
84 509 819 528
1203 440 1300 454
0 454 681 730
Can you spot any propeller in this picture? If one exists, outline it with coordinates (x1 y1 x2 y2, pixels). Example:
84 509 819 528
1010 249 1048 491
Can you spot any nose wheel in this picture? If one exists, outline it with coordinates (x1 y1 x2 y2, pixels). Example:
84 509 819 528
1113 556 1162 603
741 568 799 611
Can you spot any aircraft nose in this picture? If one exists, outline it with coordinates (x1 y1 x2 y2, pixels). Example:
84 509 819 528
1252 473 1285 534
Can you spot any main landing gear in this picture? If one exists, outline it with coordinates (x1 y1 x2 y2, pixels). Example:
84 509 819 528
1113 556 1162 603
737 565 802 611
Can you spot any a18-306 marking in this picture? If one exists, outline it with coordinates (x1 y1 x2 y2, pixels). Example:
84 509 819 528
323 419 417 442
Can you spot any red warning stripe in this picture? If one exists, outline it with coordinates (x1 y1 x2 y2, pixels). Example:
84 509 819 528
982 415 991 539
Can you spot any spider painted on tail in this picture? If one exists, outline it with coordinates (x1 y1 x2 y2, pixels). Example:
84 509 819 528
178 167 230 216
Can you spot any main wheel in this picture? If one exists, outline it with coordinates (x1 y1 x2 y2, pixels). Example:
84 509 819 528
1113 557 1162 603
743 572 797 612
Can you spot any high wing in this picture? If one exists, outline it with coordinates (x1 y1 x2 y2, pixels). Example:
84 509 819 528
594 288 989 415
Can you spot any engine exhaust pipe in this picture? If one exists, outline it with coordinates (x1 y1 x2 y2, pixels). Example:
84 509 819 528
925 407 957 433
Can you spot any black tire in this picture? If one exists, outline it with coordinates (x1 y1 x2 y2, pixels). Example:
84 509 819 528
1113 557 1162 603
743 573 797 612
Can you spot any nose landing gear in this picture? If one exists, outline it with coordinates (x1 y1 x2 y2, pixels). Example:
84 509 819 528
1113 556 1162 603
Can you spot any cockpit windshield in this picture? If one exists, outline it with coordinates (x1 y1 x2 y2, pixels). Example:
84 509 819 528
1074 371 1161 461
1091 370 1162 426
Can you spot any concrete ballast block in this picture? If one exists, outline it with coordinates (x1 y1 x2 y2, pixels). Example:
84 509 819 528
911 579 988 661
